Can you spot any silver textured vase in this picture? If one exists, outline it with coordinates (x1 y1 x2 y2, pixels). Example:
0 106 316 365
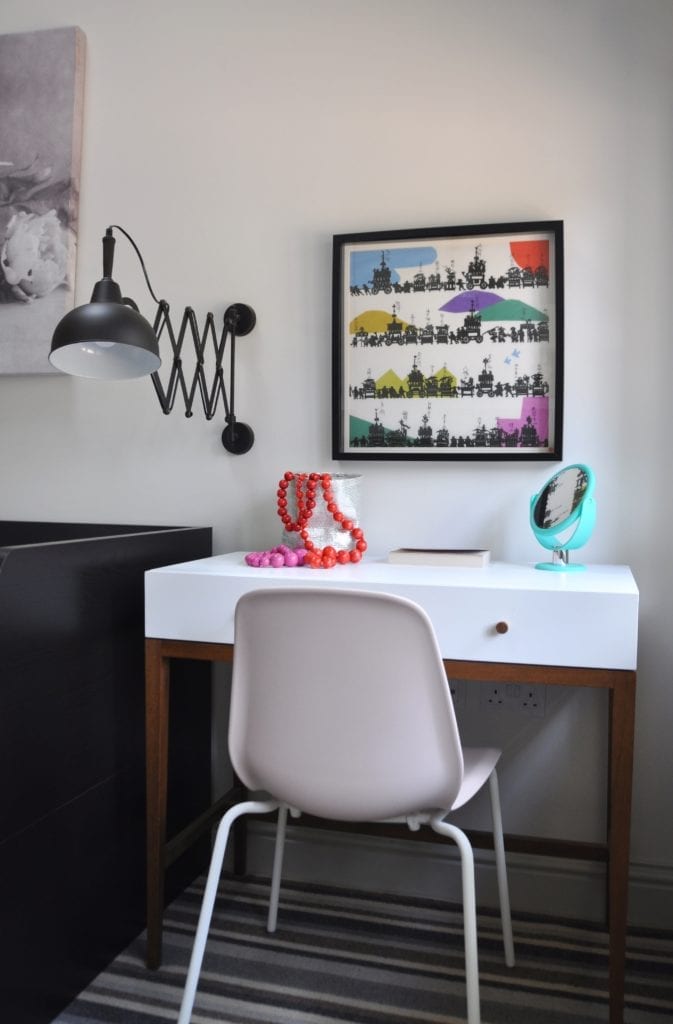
282 473 362 550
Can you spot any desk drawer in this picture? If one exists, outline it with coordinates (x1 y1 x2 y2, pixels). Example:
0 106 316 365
393 583 637 670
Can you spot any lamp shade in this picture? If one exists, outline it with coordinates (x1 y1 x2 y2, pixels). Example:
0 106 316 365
50 296 161 380
49 238 162 382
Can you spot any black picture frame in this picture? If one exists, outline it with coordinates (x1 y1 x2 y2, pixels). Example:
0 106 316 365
332 220 564 461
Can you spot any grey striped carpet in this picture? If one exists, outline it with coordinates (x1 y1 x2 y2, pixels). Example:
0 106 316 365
53 876 672 1024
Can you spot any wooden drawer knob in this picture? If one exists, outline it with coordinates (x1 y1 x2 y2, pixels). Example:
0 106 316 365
495 621 509 634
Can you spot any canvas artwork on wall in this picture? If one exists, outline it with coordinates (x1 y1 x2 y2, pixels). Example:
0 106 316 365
0 26 85 375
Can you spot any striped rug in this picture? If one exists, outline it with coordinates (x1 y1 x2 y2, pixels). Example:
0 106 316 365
53 876 673 1024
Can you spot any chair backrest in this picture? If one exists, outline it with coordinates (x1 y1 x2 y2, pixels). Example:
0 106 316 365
229 588 464 822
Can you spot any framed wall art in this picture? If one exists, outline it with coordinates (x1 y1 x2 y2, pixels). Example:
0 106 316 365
0 26 85 375
332 221 563 461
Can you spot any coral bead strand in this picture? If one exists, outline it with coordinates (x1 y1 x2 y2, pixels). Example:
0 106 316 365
245 471 367 569
277 471 366 569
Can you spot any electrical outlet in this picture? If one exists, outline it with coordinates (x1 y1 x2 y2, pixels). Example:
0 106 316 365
482 683 506 708
480 682 546 717
448 679 466 710
518 685 546 717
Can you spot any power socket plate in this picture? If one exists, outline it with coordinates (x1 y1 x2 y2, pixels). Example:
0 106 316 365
480 681 546 717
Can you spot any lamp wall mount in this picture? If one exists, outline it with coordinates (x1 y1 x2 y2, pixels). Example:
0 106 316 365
49 226 257 454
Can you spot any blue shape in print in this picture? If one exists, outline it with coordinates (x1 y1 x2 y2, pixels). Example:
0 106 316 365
350 246 438 288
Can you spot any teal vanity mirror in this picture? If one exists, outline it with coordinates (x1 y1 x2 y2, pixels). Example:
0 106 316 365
530 464 596 571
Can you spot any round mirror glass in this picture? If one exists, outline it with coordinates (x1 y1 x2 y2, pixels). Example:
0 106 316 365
533 465 590 531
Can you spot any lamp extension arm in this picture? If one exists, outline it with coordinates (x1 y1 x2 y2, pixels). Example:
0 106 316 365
149 299 256 454
106 225 256 454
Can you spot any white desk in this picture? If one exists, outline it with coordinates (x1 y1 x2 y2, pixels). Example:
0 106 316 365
145 554 638 1024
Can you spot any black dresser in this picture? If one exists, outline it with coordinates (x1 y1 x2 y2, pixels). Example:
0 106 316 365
0 522 213 1024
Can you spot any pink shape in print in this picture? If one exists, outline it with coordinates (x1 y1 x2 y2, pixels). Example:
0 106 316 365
497 397 549 446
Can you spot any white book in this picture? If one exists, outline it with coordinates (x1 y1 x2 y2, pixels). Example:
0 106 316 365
388 548 491 568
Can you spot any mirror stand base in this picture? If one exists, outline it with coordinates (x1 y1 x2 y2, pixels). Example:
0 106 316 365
535 559 586 572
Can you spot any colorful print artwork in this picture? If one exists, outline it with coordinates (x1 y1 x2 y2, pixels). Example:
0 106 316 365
333 222 563 461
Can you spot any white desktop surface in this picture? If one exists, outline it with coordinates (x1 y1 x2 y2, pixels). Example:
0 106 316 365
145 553 638 670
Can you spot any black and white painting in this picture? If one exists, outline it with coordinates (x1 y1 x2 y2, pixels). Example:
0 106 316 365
0 26 85 374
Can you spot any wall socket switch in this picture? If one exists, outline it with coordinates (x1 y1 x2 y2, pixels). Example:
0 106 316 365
480 681 546 717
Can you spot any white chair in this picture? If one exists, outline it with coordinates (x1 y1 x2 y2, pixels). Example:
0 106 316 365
177 588 514 1024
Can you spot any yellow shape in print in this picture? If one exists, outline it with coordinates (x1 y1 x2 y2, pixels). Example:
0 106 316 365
349 310 409 335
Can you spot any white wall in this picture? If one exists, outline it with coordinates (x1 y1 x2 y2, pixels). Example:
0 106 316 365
1 0 672 926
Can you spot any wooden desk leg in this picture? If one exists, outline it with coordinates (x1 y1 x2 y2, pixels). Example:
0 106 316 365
145 639 170 969
607 672 636 1024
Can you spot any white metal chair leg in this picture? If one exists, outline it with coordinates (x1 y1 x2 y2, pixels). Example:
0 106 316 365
267 803 288 933
488 770 515 967
177 798 278 1024
431 817 481 1024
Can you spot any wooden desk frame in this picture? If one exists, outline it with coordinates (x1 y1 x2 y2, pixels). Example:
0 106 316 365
145 637 635 1024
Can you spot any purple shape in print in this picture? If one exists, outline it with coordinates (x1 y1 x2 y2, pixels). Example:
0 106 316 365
440 290 504 314
497 397 548 445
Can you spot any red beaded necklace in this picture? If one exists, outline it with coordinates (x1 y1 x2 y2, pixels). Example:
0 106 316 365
277 471 367 568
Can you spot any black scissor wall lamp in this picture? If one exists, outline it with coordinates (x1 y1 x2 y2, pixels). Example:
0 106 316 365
50 225 256 453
